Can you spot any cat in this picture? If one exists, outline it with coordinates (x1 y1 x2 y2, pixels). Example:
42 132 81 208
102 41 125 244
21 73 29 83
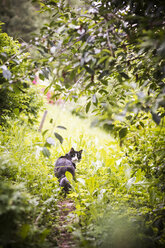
54 147 83 192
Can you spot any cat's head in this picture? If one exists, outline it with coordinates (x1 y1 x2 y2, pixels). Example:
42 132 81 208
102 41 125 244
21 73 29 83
68 147 83 164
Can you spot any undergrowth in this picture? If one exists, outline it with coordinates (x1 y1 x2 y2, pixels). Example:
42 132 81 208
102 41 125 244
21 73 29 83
0 104 164 248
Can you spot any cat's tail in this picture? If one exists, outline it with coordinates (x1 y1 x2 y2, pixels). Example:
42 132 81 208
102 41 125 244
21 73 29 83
60 176 71 192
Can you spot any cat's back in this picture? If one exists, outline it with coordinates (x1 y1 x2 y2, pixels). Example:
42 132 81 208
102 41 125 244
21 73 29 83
55 156 72 167
54 156 75 178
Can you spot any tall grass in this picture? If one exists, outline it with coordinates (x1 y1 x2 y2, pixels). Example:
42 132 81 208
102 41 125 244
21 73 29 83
0 104 161 247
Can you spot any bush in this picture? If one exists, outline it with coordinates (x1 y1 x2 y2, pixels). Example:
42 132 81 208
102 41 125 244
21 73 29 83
0 24 44 125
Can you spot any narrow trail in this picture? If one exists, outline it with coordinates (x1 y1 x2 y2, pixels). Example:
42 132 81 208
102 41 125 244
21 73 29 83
56 199 76 248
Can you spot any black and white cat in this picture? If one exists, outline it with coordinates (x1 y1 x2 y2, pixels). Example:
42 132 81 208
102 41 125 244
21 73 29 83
54 148 83 192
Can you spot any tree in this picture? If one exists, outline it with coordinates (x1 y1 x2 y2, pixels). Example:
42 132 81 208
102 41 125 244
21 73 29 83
33 0 165 126
0 0 40 42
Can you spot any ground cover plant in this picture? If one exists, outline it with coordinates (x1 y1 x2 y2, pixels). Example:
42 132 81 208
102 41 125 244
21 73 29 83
0 103 119 247
1 103 164 247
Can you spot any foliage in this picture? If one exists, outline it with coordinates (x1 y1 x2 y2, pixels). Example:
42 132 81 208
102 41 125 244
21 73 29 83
44 105 165 248
0 0 164 247
33 0 164 126
0 116 59 247
29 2 165 244
0 24 44 125
0 0 40 42
0 179 46 248
0 103 164 247
70 114 165 248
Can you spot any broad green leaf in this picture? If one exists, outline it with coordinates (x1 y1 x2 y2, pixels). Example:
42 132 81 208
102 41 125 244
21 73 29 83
42 147 50 158
139 121 145 128
65 171 73 181
42 68 50 79
120 72 130 79
56 125 67 130
119 127 128 139
54 132 63 144
14 108 19 116
86 101 91 113
102 49 112 54
44 85 51 94
50 118 53 123
85 81 94 90
39 73 45 81
42 129 49 136
97 56 109 65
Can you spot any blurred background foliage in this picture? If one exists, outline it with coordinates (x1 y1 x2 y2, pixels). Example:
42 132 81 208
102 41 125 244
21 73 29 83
0 23 44 125
0 0 41 42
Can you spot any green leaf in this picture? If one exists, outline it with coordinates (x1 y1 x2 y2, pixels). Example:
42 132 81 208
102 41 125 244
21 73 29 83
14 108 19 116
98 70 110 80
50 118 53 123
86 101 91 113
42 68 50 79
42 147 50 158
97 56 109 65
56 125 67 130
120 72 130 79
102 49 112 54
84 65 94 75
100 80 108 86
39 73 45 81
54 132 63 144
85 82 94 90
19 224 30 239
44 85 51 94
42 129 49 136
65 171 73 181
119 127 128 139
139 121 145 128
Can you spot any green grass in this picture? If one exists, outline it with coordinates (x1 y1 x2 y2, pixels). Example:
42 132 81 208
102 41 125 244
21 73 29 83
0 103 164 248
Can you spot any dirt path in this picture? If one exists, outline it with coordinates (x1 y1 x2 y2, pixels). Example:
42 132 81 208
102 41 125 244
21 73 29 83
56 199 76 248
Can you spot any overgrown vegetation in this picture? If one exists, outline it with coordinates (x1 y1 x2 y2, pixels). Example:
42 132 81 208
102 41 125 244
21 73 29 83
0 23 44 125
0 0 164 247
33 0 165 125
0 104 164 247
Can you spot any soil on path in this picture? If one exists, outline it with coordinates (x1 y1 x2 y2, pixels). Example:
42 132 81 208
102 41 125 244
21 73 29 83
56 199 76 248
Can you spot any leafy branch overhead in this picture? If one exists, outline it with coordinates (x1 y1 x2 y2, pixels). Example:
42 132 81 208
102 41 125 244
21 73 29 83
34 0 165 126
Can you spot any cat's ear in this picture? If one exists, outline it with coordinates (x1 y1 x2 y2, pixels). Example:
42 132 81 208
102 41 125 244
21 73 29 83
70 147 75 152
79 149 83 154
